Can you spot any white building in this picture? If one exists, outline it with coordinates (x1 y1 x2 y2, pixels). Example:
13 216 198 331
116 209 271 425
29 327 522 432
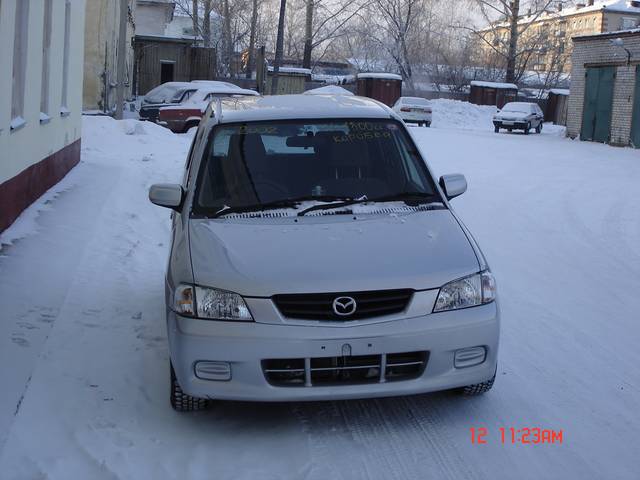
0 0 85 233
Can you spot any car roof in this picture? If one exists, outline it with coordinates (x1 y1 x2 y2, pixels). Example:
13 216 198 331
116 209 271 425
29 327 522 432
215 94 395 124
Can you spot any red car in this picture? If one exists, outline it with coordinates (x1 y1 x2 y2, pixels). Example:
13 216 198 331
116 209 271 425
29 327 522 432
158 86 259 133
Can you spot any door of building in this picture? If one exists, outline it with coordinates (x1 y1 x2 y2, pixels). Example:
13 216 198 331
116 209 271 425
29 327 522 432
631 65 640 148
581 66 615 143
160 61 175 84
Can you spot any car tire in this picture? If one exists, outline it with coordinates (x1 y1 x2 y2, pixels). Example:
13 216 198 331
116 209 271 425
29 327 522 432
524 122 531 135
460 371 496 396
183 121 199 133
170 362 209 412
494 126 500 133
425 122 431 128
536 123 543 134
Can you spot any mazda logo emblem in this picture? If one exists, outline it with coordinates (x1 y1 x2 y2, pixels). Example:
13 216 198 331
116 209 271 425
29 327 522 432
332 296 357 316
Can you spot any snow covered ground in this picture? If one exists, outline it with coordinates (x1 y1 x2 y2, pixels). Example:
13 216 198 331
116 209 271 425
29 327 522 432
1 107 639 479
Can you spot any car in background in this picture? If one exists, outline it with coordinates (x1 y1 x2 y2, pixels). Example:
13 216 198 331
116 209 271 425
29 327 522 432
139 81 248 123
392 97 433 127
139 82 196 123
157 85 259 133
148 94 499 411
493 102 544 134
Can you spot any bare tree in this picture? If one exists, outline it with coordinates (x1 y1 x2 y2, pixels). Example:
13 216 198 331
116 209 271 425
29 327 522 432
272 0 287 93
246 0 260 78
468 0 561 83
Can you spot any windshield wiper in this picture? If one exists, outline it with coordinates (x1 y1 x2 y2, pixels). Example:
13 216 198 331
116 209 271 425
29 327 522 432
297 192 442 217
210 195 353 218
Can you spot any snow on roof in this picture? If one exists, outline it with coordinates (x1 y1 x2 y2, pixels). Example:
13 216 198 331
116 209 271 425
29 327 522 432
574 26 640 39
267 66 312 75
484 1 640 30
470 80 518 90
550 88 570 96
357 73 403 81
303 85 355 96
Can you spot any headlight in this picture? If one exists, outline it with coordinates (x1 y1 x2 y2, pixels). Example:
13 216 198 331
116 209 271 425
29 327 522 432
433 271 496 313
173 284 253 321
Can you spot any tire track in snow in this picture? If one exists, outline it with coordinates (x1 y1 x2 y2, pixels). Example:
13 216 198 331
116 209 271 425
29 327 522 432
293 395 477 480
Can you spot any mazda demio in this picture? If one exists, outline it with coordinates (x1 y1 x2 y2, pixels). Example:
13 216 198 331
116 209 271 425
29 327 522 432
149 94 500 411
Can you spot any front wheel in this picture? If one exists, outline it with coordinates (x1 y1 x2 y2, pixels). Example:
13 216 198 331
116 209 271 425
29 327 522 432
460 372 496 396
170 363 210 412
536 123 543 134
524 122 531 135
494 126 500 133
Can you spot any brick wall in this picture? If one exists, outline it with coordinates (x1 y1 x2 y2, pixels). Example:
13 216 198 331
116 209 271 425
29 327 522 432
567 31 640 146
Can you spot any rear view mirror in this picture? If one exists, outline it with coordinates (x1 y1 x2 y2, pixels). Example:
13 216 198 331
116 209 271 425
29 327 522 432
149 183 184 210
439 174 467 200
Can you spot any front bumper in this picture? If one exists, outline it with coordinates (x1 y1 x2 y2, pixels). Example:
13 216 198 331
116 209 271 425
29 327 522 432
494 120 528 129
167 300 500 401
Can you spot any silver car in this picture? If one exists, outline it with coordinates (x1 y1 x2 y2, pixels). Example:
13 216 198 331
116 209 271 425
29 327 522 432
493 102 544 134
149 94 500 411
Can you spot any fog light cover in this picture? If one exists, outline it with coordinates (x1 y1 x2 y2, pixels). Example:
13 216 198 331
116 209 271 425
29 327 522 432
194 361 232 381
454 347 486 369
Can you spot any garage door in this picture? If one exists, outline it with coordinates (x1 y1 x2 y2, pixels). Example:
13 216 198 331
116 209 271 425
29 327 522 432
631 65 640 148
581 66 615 143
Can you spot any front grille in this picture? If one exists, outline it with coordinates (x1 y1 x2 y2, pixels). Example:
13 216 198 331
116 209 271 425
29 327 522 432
262 351 428 387
273 289 413 321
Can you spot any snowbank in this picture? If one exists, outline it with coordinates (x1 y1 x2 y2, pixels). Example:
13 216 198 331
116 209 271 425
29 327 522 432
429 99 497 131
304 85 354 95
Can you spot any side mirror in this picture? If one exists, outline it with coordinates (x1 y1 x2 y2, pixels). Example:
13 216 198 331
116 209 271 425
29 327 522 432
149 183 184 210
439 174 467 200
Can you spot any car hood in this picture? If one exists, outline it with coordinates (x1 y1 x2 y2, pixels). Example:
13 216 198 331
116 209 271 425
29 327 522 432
188 210 479 297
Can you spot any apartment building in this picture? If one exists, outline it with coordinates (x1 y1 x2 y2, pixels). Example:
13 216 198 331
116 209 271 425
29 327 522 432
477 0 640 75
0 0 85 233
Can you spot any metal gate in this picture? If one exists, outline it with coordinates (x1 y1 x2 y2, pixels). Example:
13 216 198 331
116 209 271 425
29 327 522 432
631 65 640 148
581 66 615 143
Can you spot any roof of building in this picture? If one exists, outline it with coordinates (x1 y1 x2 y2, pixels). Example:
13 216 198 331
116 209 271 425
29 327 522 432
470 80 518 90
267 66 312 76
215 94 394 124
357 73 403 81
482 1 640 31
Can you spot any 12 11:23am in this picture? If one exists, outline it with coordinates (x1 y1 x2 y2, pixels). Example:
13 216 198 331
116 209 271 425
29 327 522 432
470 427 563 445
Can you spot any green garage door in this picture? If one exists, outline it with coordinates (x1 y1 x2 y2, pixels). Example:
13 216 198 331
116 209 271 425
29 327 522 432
581 67 615 143
631 65 640 148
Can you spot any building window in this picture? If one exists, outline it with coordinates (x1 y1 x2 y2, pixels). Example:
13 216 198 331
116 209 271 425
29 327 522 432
40 0 52 123
11 0 30 130
61 0 71 116
621 17 638 30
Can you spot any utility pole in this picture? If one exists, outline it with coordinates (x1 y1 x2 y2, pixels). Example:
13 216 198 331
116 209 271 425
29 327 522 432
115 0 128 119
505 0 520 84
302 0 313 69
271 0 287 95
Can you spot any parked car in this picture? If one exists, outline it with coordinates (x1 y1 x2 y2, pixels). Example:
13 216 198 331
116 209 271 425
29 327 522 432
493 102 544 134
392 96 433 127
139 82 196 123
157 86 259 133
148 94 499 411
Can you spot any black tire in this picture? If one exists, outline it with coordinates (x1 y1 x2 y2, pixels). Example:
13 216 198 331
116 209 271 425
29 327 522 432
524 122 531 135
170 363 209 412
425 122 431 128
183 121 200 133
460 372 496 396
536 123 543 134
494 126 500 133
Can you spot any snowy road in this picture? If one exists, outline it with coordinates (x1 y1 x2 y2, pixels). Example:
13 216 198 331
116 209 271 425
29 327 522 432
1 113 639 479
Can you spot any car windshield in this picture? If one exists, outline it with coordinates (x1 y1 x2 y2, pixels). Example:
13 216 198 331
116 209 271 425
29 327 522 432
502 103 532 114
193 119 440 215
146 85 182 104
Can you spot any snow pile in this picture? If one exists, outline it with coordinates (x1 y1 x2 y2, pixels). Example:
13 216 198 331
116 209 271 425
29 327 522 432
304 85 354 95
429 99 497 131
